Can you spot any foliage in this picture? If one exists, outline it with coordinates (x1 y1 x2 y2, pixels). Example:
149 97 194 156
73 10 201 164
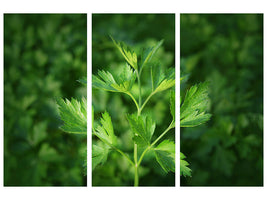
180 14 263 186
92 36 175 186
180 152 191 177
92 14 175 186
56 79 87 175
180 79 211 177
56 97 87 134
180 82 211 127
4 14 87 186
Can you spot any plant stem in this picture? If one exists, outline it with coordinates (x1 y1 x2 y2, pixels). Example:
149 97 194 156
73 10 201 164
137 146 151 167
151 120 174 146
139 91 155 114
112 145 135 166
137 120 174 167
137 72 142 107
134 71 142 186
125 92 140 113
134 146 138 186
93 130 134 166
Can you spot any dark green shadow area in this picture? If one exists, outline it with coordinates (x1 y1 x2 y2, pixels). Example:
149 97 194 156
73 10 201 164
4 14 87 186
180 14 263 186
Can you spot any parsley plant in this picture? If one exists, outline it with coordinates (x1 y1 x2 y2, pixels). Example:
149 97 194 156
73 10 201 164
92 37 175 186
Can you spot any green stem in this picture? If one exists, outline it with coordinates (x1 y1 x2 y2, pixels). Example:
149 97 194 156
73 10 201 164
139 91 155 114
93 130 134 166
137 120 174 167
137 146 151 167
134 70 142 186
112 145 135 166
134 143 138 186
151 120 174 146
125 92 140 113
134 163 139 186
137 72 142 107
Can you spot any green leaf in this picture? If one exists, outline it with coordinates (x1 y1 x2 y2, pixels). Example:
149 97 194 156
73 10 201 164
127 114 155 147
92 143 109 170
78 77 87 86
180 82 211 127
92 106 94 131
92 70 117 92
111 64 137 92
111 36 138 70
94 111 117 145
111 37 163 72
155 79 175 93
152 67 175 93
180 152 192 177
92 64 136 93
82 148 87 175
154 140 175 173
150 64 165 91
56 97 87 134
140 40 164 71
170 90 175 121
180 74 189 83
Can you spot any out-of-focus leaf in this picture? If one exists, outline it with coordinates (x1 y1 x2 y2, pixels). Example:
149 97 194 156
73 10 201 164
78 77 87 86
140 40 164 70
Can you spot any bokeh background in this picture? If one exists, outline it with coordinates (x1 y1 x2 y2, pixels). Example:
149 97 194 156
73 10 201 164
4 14 87 186
180 14 263 186
92 14 175 186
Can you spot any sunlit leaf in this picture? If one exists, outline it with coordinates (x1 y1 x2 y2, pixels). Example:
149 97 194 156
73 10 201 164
154 140 175 173
92 64 136 93
180 82 211 127
56 97 87 134
180 152 191 177
94 111 117 145
111 36 138 70
153 67 175 93
127 114 155 147
92 143 110 170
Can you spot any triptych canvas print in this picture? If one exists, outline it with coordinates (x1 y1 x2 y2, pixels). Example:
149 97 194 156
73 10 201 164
3 13 263 187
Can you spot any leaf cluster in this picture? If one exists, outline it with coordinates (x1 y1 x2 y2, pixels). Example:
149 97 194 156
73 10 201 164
92 37 176 183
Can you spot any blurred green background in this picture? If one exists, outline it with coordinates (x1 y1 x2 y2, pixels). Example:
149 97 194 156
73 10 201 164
4 14 87 186
92 14 175 186
180 14 263 186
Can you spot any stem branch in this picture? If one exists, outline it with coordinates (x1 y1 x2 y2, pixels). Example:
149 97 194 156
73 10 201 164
137 120 174 167
139 91 155 114
112 145 135 166
93 131 134 166
133 70 142 186
137 72 142 107
125 92 140 113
